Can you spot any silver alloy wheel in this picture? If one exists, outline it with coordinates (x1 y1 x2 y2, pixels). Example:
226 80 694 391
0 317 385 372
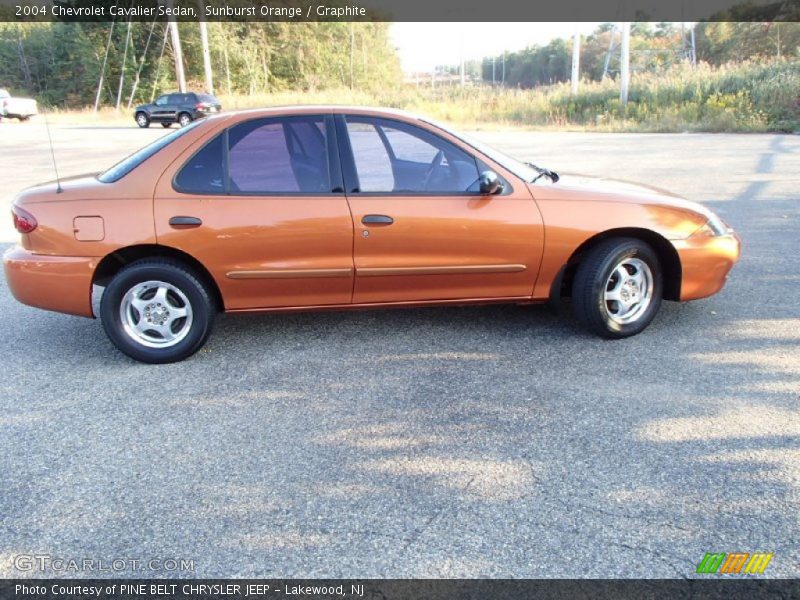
136 113 148 127
119 280 193 348
179 114 191 127
603 257 654 325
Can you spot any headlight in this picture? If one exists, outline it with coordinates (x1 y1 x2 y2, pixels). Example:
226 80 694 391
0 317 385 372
697 213 729 237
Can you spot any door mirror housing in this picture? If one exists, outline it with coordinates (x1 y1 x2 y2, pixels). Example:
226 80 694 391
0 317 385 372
478 171 504 195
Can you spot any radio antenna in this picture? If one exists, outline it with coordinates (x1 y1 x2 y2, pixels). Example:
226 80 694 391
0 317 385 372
43 107 63 194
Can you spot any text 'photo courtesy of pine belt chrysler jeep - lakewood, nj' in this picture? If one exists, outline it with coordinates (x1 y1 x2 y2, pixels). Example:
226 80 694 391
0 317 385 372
4 106 741 363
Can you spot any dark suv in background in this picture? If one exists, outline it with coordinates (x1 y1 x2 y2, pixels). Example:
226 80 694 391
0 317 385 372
134 92 221 128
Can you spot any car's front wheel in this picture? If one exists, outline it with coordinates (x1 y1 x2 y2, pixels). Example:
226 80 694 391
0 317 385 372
100 259 215 363
135 112 150 128
572 238 662 338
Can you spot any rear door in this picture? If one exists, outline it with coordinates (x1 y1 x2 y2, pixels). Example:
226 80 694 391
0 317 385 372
338 114 544 305
154 114 354 310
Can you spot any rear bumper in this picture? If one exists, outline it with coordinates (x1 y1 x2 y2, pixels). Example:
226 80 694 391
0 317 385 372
3 246 97 317
673 232 741 301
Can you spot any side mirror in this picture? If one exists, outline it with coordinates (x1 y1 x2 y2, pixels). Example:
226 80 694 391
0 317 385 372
478 171 504 195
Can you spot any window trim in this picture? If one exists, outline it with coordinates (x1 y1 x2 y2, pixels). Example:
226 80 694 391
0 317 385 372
171 114 344 197
336 114 512 197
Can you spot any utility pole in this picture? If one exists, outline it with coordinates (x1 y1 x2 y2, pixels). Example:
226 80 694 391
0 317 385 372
115 20 132 112
94 20 115 113
571 31 581 96
165 0 186 92
151 23 169 101
127 18 157 109
349 24 355 90
620 22 630 106
198 0 213 93
459 41 465 87
602 24 617 80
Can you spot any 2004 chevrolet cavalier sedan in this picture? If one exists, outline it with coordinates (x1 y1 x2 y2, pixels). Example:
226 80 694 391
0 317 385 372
4 106 741 363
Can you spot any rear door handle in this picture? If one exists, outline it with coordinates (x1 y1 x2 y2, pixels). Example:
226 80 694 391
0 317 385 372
169 216 202 228
361 215 394 225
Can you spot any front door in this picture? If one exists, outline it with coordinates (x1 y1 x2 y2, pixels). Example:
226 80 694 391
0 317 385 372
339 115 544 305
150 94 175 122
154 114 354 310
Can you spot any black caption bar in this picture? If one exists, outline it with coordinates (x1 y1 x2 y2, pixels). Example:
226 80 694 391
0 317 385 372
1 0 798 22
3 579 800 600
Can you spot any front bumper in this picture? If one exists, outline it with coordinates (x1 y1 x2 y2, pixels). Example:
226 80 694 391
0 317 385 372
3 246 97 317
672 231 741 301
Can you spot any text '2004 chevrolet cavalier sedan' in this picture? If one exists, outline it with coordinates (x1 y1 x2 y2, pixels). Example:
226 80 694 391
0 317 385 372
4 107 741 363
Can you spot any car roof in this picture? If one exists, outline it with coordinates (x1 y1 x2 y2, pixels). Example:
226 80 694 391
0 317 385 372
226 105 422 121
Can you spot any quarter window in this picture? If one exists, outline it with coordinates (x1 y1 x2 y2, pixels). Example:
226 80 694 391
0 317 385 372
345 117 480 194
174 132 225 193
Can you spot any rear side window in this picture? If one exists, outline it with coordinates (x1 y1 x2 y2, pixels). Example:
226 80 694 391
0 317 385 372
174 116 333 195
98 120 202 183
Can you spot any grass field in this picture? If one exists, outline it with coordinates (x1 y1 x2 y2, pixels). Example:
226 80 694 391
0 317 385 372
39 60 799 133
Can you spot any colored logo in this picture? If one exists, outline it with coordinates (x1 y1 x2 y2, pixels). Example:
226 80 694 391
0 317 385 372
696 552 773 574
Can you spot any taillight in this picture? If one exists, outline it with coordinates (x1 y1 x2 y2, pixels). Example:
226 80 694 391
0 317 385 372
195 103 207 110
12 205 37 234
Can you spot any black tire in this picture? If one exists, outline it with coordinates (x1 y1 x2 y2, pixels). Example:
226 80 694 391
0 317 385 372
135 112 150 128
100 259 215 364
572 237 663 338
161 122 172 128
178 112 192 127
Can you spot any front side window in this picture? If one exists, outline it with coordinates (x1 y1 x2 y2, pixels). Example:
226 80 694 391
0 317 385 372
174 116 332 195
345 117 480 194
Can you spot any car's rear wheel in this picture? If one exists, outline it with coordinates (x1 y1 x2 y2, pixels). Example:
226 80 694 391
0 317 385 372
178 112 192 127
135 112 150 128
100 259 215 363
572 238 662 338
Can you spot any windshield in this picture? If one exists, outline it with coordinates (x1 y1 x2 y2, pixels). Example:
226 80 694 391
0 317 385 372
98 120 203 183
422 118 540 183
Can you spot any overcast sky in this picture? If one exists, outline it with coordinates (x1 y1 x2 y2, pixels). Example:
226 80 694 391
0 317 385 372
390 22 604 72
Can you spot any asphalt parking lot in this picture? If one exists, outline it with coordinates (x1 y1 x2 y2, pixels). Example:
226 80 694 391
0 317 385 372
1 121 798 578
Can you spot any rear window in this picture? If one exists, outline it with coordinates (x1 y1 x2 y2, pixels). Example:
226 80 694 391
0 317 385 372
98 120 202 183
198 94 218 104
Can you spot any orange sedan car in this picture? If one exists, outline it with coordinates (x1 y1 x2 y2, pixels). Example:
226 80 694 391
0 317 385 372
4 107 740 363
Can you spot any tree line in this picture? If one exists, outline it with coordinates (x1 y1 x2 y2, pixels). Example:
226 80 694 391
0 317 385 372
0 21 401 106
475 22 799 88
0 21 796 108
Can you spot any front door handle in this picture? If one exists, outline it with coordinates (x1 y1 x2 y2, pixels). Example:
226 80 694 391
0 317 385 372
169 216 202 228
361 215 394 225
